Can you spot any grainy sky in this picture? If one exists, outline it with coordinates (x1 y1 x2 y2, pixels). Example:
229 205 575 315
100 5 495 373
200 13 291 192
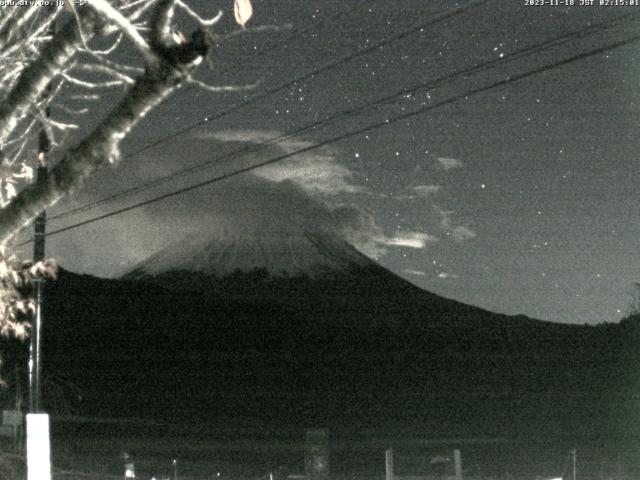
34 0 640 324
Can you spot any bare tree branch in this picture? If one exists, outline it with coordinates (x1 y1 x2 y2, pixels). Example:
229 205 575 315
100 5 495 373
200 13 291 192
0 4 40 49
175 1 223 27
0 9 103 146
0 0 255 337
90 0 156 66
186 76 259 92
0 3 211 244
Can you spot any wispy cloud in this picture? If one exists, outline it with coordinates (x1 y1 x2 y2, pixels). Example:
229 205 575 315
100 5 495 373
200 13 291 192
437 157 464 170
381 231 438 249
405 269 426 276
438 272 459 279
205 130 363 195
452 226 476 242
413 185 441 197
256 156 362 195
433 205 453 229
190 130 444 259
432 205 476 242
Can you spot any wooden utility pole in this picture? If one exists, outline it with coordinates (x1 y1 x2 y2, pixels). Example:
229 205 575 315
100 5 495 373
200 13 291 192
26 7 54 480
572 449 577 480
29 153 47 413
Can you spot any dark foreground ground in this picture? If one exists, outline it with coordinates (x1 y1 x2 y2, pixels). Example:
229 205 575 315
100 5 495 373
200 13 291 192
2 419 637 480
1 270 638 478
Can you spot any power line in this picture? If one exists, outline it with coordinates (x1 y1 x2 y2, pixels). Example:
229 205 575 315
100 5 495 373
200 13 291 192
20 32 640 246
120 0 488 160
12 0 489 241
49 11 640 222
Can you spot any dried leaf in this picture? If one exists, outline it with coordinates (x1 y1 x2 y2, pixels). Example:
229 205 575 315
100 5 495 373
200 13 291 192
13 322 28 341
14 163 33 182
4 180 16 200
234 0 253 28
29 261 44 277
15 301 24 313
0 262 8 279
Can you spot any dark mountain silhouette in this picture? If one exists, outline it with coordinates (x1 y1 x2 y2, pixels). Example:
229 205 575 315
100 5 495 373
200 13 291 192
4 230 637 444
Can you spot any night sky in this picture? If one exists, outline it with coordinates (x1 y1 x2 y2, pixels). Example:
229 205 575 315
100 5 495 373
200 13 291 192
29 0 640 324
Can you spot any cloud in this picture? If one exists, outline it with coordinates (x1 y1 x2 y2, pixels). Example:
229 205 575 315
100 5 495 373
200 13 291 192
205 130 363 195
404 269 426 276
395 185 442 201
203 130 442 256
438 272 459 279
382 231 438 249
433 205 453 229
47 129 442 277
437 157 464 170
433 205 476 242
451 226 476 242
413 185 441 197
49 171 388 275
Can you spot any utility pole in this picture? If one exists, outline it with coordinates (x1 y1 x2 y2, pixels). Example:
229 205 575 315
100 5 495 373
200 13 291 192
26 102 52 480
572 448 577 480
29 144 47 413
26 160 52 480
26 7 54 480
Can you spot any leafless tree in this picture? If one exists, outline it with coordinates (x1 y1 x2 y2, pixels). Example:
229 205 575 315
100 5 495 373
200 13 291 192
0 0 254 338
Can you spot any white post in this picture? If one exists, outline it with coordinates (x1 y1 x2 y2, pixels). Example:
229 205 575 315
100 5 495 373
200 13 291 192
453 449 462 480
385 448 394 480
26 413 52 480
123 452 135 478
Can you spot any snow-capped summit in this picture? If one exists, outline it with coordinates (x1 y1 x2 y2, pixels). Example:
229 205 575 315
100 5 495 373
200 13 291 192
125 228 375 280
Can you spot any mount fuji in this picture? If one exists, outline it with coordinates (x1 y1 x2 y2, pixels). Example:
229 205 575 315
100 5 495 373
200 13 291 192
125 229 375 280
6 224 635 442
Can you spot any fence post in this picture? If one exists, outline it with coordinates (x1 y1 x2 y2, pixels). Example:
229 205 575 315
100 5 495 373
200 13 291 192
123 452 135 479
453 449 462 480
385 448 394 480
305 429 329 480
